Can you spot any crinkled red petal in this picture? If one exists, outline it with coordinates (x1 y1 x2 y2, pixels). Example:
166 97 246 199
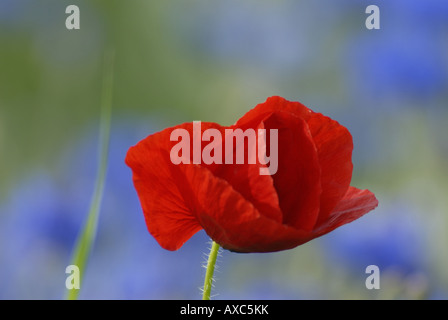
306 113 353 227
311 186 379 239
235 97 322 231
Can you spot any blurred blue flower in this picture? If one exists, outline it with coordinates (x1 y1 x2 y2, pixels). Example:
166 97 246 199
320 200 428 276
390 0 448 30
344 2 448 107
218 280 307 300
0 173 85 299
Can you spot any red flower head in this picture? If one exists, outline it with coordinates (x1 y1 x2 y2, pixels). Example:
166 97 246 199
125 96 378 253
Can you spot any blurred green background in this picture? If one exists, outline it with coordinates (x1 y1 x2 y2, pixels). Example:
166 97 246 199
1 0 447 299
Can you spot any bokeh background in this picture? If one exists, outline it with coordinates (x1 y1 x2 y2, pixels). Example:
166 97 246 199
1 0 447 299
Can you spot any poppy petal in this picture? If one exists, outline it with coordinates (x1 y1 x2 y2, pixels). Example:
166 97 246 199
125 122 221 251
207 215 312 253
235 96 311 127
210 121 282 223
306 113 354 226
189 166 312 252
311 186 379 238
125 121 282 250
237 96 355 229
236 98 322 231
126 147 202 250
263 111 322 231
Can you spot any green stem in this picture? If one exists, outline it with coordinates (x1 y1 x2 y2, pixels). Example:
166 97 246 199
65 50 114 300
202 241 220 300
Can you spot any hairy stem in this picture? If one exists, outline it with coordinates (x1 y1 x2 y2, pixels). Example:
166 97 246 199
202 241 220 300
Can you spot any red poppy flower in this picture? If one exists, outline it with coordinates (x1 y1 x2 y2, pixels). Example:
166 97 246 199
125 96 378 253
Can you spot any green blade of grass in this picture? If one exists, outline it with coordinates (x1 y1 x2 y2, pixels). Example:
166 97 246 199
66 51 114 300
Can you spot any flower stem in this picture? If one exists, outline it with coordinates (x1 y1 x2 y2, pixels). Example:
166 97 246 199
65 50 114 300
202 241 220 300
